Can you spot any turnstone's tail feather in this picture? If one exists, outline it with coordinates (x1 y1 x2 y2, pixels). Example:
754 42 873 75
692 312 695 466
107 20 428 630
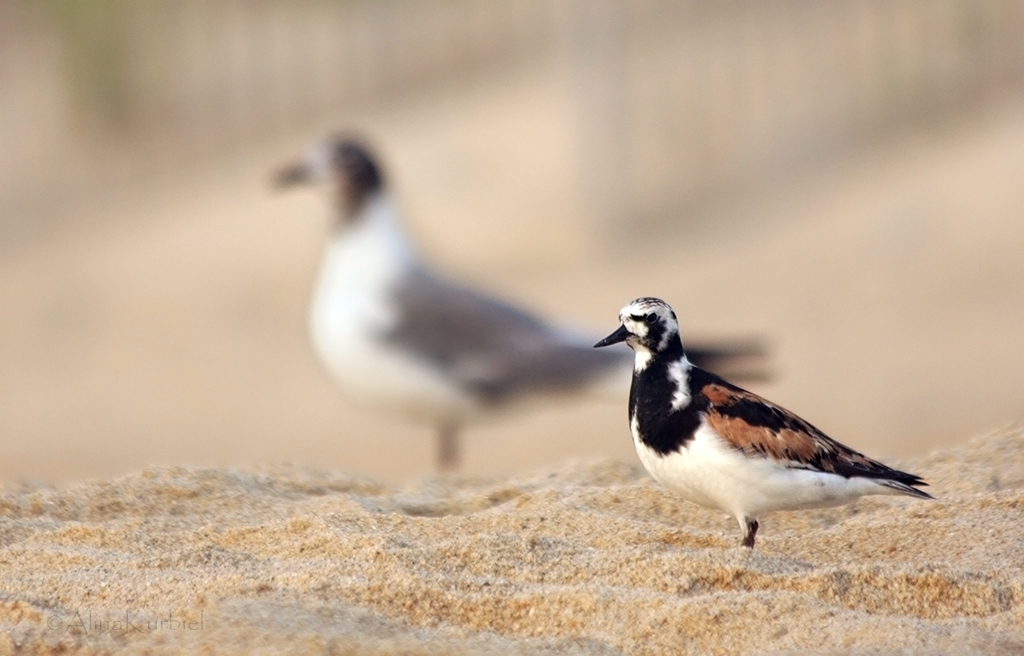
876 477 934 500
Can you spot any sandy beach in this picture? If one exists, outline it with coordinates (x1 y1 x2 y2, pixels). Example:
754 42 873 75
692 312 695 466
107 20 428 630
1 424 1022 654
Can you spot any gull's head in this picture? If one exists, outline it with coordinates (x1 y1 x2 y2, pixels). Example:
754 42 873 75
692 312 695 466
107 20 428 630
274 135 384 220
594 297 682 366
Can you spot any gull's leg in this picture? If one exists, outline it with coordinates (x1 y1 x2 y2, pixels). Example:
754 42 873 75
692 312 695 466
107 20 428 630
437 424 460 473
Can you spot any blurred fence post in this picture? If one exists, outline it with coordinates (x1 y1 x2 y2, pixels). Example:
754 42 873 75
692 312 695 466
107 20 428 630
566 0 631 233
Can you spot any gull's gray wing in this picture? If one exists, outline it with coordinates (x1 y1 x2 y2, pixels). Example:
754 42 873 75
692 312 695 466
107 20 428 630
382 269 627 405
685 340 770 383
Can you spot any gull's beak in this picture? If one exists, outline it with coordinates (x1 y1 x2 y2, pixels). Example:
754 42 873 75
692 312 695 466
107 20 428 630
594 324 630 348
273 160 313 190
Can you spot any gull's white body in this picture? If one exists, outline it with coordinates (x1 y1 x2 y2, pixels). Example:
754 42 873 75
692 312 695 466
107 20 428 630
309 194 477 426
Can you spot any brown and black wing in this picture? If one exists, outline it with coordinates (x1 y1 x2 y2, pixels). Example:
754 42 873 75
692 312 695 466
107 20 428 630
694 370 931 496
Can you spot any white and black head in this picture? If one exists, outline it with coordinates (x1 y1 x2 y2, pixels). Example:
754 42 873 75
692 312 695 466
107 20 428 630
275 135 384 221
594 297 683 366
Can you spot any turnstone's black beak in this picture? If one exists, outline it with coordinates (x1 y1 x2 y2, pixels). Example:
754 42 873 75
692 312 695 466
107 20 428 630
594 324 630 348
273 161 312 190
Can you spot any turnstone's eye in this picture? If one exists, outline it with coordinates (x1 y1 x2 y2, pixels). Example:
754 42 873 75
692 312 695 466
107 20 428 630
645 312 657 323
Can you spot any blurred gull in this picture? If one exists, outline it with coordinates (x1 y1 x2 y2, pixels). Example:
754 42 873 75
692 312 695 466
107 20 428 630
275 135 765 472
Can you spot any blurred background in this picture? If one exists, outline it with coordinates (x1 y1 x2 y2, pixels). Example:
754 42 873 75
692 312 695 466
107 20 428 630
2 0 1023 484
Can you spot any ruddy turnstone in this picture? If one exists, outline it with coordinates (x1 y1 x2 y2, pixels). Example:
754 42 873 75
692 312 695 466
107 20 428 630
275 136 765 472
595 297 932 548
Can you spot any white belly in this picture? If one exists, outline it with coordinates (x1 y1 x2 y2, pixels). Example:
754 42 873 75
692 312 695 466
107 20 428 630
633 424 892 520
310 285 479 427
308 203 482 427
